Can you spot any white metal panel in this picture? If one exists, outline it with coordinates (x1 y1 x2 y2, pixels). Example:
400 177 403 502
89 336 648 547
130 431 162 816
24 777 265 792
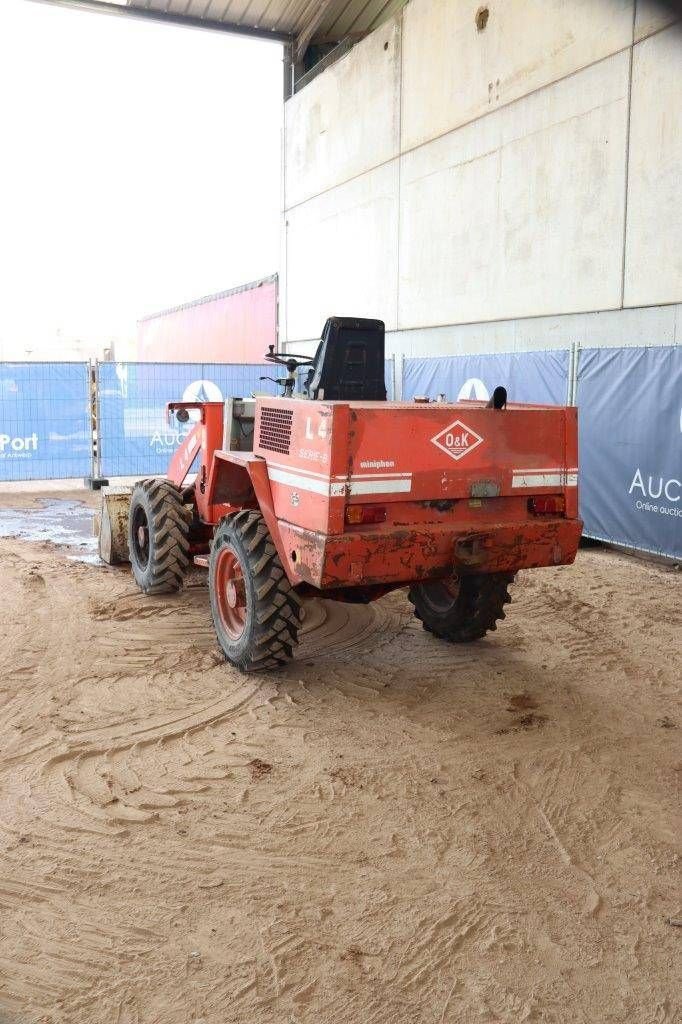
285 17 400 208
398 52 630 329
624 26 682 308
401 0 635 152
285 160 399 341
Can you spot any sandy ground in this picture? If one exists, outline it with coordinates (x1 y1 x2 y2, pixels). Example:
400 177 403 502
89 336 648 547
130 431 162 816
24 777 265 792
0 492 679 1024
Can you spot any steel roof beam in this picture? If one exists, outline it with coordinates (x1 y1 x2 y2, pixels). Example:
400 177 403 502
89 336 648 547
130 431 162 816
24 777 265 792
26 0 292 44
294 0 338 61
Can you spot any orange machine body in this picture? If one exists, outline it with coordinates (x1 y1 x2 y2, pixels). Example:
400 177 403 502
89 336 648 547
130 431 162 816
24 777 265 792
168 396 582 597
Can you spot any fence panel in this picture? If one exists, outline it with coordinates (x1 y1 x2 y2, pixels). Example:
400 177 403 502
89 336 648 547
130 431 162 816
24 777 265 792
97 362 279 478
403 349 570 405
576 346 681 559
0 362 91 482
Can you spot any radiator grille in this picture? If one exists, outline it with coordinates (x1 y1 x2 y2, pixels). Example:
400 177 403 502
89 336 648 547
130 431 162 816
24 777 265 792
258 406 293 455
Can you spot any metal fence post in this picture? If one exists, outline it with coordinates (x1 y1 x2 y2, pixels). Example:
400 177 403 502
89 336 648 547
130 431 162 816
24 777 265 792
394 352 404 401
566 343 577 405
570 343 581 405
93 360 101 479
84 359 109 488
89 360 96 481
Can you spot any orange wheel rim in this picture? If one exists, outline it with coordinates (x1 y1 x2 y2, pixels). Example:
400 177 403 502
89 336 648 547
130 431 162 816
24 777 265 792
215 545 247 640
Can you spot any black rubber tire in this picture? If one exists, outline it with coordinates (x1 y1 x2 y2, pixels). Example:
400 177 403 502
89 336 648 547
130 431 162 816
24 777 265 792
408 572 515 642
128 478 191 595
209 510 302 672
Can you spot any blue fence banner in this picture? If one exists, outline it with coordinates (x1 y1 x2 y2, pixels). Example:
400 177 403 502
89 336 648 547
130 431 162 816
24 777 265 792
0 362 91 481
97 362 282 478
403 349 570 405
98 359 396 478
384 359 395 400
577 346 681 559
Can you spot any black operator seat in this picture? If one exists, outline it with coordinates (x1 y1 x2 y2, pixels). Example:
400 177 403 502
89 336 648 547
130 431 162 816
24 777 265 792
305 317 387 401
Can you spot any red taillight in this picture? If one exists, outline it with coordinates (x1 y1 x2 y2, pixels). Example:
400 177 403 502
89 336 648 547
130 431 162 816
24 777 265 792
528 495 566 516
345 504 387 526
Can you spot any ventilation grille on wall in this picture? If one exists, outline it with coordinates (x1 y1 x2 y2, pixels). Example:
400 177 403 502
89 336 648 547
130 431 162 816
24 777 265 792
258 407 293 455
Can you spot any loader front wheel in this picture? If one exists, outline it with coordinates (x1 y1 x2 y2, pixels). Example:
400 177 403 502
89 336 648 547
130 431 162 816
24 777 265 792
209 511 302 672
408 572 515 643
128 479 190 594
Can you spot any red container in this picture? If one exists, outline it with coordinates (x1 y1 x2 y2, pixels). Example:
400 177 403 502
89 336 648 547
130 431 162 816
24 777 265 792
136 275 277 363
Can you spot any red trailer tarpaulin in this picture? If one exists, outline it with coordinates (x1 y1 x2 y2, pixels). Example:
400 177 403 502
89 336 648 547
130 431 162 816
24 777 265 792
136 275 277 364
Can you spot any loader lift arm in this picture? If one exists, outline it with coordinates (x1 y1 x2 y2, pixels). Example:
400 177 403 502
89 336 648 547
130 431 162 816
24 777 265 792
166 399 296 584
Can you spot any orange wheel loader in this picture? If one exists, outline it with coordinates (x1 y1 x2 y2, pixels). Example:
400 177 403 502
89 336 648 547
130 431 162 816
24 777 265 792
99 318 582 671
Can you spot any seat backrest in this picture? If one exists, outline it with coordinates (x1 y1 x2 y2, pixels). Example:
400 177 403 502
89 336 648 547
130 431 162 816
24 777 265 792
306 317 387 401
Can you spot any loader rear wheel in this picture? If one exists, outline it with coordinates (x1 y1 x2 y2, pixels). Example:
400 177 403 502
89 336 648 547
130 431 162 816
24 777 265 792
128 478 190 595
209 511 302 673
408 572 515 642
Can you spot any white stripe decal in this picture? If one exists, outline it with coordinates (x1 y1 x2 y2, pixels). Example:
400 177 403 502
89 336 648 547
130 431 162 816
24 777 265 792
336 472 412 480
512 472 578 488
266 461 413 483
267 461 329 480
513 467 578 474
269 468 412 497
346 478 412 495
268 468 331 496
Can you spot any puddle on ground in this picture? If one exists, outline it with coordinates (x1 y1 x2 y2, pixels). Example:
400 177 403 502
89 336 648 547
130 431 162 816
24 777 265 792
0 499 100 564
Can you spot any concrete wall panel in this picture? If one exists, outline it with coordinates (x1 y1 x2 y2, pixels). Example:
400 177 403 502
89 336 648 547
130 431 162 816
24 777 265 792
285 302 682 358
283 0 679 354
384 303 682 357
401 0 634 152
285 302 682 360
285 161 399 343
624 26 682 307
634 0 679 41
398 53 629 330
285 19 401 209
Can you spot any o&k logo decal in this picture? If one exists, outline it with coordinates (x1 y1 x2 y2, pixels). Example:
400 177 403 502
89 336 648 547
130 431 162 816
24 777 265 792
431 419 483 461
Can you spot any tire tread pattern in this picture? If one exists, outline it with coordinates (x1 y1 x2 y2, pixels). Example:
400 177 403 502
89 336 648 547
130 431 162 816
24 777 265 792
210 510 302 672
408 572 515 643
129 478 191 595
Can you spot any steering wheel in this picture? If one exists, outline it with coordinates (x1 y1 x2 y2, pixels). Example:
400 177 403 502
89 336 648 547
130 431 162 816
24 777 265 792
260 345 316 397
264 345 316 373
